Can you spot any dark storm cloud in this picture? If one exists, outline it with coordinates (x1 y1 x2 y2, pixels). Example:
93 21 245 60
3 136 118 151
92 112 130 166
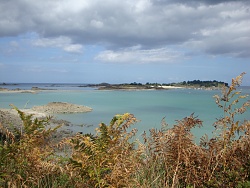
0 0 249 58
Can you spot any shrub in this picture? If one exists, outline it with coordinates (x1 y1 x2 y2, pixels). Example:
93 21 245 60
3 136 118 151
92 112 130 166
0 106 65 187
63 113 141 187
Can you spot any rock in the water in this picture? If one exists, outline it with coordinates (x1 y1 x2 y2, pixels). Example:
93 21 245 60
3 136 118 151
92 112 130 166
32 102 92 114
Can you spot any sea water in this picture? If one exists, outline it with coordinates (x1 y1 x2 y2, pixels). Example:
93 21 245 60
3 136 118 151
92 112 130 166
1 84 249 142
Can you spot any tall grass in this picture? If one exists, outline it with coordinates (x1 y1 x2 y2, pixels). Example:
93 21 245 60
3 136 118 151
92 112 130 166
0 73 249 187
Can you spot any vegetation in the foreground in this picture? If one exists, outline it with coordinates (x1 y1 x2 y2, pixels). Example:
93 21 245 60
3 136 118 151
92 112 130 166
0 73 249 187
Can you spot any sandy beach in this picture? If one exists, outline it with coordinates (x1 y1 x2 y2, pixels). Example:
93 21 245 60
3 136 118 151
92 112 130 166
161 86 184 89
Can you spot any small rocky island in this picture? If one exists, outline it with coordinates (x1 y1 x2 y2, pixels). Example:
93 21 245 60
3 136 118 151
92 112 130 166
32 102 92 113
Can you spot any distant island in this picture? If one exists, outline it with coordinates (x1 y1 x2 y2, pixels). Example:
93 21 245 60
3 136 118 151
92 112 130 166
0 80 229 92
85 80 228 90
0 83 18 86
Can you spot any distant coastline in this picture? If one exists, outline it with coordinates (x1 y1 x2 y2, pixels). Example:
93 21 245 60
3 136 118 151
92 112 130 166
85 80 228 90
0 80 229 92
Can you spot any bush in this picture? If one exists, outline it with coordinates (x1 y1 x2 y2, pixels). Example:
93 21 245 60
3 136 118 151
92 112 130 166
63 113 141 187
0 107 65 187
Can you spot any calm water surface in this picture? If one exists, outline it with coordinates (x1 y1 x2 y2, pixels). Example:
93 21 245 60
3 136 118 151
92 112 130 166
1 84 249 141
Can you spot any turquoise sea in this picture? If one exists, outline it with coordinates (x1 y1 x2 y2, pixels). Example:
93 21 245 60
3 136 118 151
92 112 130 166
1 83 249 142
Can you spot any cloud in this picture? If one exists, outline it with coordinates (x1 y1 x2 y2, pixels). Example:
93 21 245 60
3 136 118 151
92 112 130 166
185 14 250 57
63 44 83 53
95 45 182 63
0 0 249 58
154 0 250 5
90 20 104 29
32 36 83 53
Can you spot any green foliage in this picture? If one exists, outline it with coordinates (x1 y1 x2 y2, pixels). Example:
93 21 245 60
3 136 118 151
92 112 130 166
165 79 228 88
65 113 140 187
186 79 228 87
0 106 63 187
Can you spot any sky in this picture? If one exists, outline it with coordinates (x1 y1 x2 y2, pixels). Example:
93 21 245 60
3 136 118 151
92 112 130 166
0 0 249 85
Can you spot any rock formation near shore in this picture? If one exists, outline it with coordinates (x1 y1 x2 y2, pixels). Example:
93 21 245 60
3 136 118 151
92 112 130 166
32 102 92 114
0 109 22 128
0 102 92 142
0 102 92 129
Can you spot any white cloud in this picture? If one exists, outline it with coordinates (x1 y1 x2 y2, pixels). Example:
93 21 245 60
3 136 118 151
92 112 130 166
32 36 70 47
32 36 83 53
90 20 104 29
133 0 152 13
56 0 90 13
63 44 83 53
96 46 182 63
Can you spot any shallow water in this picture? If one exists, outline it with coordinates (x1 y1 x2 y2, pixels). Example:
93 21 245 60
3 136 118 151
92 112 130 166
1 84 249 142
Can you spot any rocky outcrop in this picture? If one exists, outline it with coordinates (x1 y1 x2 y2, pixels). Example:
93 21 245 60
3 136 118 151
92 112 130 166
0 102 92 129
0 109 75 144
0 109 22 128
0 102 92 143
0 87 9 91
32 102 92 114
0 102 92 142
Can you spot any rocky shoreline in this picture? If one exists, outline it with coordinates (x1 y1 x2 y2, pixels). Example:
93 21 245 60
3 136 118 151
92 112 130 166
0 102 93 142
0 86 55 93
